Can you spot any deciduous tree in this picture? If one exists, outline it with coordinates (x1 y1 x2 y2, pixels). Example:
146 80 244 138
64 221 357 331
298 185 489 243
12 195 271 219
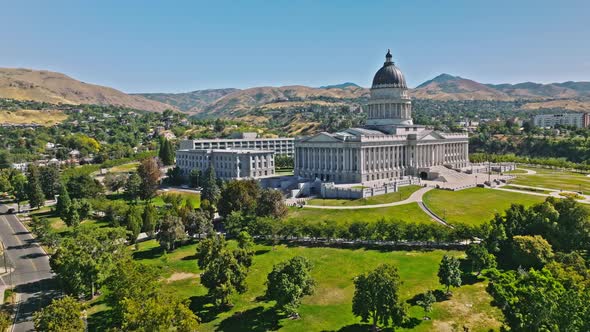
438 255 462 295
33 296 85 332
265 256 315 315
137 158 160 200
352 264 407 331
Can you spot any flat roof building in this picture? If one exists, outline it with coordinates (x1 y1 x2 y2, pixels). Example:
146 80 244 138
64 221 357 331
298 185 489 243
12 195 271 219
179 135 294 156
176 148 276 180
533 112 590 129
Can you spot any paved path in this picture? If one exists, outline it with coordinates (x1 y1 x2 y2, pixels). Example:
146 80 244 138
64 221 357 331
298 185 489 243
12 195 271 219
0 204 58 332
494 184 590 204
516 168 537 175
304 186 433 209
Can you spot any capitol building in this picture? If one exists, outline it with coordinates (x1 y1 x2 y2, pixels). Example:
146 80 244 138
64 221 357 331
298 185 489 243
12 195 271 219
294 50 469 185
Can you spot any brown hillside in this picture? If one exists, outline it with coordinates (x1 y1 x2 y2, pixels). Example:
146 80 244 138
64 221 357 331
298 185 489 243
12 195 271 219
0 68 176 112
200 85 369 117
411 74 513 101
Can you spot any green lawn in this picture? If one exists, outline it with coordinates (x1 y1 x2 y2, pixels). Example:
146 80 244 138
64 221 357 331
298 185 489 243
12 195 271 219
307 185 421 206
288 202 435 224
502 185 552 195
152 190 201 208
108 162 139 173
505 168 528 174
509 166 590 193
423 187 545 226
88 240 502 332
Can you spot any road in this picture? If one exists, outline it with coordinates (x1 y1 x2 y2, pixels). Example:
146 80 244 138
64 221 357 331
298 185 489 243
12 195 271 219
0 204 57 332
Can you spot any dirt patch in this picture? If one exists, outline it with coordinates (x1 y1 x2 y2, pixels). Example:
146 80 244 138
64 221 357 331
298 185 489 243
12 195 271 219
166 272 199 282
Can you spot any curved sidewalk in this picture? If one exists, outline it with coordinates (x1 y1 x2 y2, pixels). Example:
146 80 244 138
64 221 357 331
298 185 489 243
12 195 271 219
303 186 433 210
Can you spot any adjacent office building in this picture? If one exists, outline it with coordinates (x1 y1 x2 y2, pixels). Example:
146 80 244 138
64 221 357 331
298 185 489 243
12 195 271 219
532 112 590 129
179 133 294 156
176 148 275 180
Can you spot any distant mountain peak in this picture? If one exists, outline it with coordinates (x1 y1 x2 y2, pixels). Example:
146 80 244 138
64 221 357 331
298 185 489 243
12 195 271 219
319 82 361 89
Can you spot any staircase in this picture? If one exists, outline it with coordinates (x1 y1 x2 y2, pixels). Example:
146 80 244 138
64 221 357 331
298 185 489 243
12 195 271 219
429 165 470 182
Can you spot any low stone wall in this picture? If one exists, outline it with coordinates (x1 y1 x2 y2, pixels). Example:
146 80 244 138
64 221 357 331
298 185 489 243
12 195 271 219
320 177 420 199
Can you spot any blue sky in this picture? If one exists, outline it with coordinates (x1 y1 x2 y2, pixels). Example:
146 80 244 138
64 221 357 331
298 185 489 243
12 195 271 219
1 0 588 92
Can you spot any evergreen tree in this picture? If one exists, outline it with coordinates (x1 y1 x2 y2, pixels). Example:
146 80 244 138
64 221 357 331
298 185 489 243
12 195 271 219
201 166 220 204
158 139 175 166
40 165 61 199
124 172 142 201
25 165 45 209
125 206 142 243
142 203 158 237
56 186 72 220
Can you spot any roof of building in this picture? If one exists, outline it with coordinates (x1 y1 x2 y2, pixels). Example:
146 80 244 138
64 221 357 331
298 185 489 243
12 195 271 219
371 49 407 89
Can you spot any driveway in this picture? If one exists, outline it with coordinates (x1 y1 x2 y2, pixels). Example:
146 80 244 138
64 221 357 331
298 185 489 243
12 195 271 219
0 204 58 332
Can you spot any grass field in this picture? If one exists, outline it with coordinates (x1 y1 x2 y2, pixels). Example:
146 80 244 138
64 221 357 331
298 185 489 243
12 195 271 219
0 109 67 126
307 185 421 206
501 185 552 195
509 166 590 193
108 162 139 173
423 187 545 226
88 240 502 332
505 168 528 174
288 202 435 224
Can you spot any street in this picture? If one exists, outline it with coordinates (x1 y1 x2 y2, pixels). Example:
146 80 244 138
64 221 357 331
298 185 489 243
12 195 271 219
0 204 57 332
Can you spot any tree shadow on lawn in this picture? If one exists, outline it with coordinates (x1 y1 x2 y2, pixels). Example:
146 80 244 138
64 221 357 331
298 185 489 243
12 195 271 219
328 323 416 332
87 300 113 331
458 259 485 285
215 306 285 332
189 295 229 323
132 245 164 261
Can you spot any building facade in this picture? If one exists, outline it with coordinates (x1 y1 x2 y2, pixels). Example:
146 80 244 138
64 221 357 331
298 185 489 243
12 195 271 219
532 112 590 129
176 149 275 180
179 135 294 156
294 50 469 184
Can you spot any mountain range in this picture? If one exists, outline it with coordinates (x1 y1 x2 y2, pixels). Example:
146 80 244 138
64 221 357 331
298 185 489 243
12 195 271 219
1 68 590 116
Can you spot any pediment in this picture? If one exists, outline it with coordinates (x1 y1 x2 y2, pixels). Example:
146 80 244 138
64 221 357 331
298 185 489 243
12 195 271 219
301 132 342 143
418 131 445 141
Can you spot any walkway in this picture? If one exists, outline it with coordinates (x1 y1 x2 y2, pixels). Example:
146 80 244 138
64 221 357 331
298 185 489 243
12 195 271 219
516 168 537 175
303 186 433 210
494 184 590 204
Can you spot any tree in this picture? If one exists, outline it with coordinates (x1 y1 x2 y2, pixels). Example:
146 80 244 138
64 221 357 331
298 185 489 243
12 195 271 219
256 188 288 219
105 259 160 325
62 201 80 227
511 235 554 269
189 169 201 188
66 173 104 199
104 172 127 192
124 172 142 201
10 172 27 212
0 150 11 169
352 264 407 331
416 290 436 320
50 227 128 298
0 310 10 331
121 294 199 331
55 185 72 220
166 166 183 185
25 164 45 209
125 205 143 243
438 255 462 295
137 158 160 200
200 166 220 204
265 256 315 315
465 243 497 275
156 214 185 251
142 203 158 237
217 179 260 218
39 164 61 199
30 217 60 249
183 208 212 238
158 138 175 166
33 296 85 332
196 234 250 307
